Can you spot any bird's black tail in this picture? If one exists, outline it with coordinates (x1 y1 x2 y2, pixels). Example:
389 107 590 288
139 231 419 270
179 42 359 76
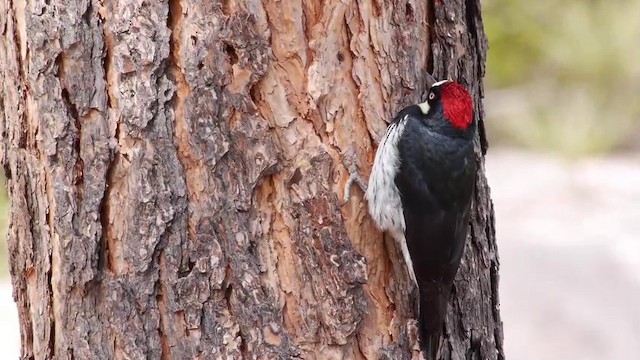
421 331 441 360
417 291 448 360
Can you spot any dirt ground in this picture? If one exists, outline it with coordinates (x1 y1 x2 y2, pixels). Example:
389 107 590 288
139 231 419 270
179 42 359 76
1 149 639 359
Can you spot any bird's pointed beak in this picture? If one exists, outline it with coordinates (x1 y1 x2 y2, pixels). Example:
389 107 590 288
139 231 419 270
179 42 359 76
425 72 437 88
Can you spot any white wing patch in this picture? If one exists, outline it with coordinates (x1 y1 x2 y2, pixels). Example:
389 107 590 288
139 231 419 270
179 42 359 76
365 116 417 286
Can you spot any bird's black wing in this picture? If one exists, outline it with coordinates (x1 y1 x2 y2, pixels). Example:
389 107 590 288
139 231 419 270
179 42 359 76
394 112 476 359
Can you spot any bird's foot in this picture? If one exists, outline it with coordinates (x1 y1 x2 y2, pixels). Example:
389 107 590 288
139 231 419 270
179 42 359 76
341 146 368 205
342 164 368 205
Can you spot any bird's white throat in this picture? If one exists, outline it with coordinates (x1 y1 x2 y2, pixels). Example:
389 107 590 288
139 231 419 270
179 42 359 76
418 101 430 114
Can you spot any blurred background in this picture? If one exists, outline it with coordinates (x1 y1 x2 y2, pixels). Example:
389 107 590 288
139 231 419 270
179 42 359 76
1 0 639 358
483 0 640 359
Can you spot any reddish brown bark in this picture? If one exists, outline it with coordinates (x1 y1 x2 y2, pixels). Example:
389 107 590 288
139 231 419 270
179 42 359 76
0 0 502 359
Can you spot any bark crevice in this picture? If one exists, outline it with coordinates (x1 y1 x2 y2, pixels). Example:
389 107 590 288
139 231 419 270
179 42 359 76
8 0 28 149
156 253 172 360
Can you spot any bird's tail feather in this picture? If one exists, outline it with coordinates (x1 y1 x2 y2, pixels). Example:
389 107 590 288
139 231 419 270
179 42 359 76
420 332 441 360
418 292 447 360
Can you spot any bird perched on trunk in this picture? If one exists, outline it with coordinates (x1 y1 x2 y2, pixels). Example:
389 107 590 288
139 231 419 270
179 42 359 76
343 78 477 360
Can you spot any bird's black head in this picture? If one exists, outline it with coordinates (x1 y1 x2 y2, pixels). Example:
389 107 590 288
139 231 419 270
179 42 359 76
417 80 474 132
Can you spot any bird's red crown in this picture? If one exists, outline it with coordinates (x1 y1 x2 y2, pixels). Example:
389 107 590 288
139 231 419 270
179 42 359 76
440 82 473 130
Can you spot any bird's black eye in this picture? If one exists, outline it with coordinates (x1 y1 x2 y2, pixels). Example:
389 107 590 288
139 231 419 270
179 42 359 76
429 92 435 100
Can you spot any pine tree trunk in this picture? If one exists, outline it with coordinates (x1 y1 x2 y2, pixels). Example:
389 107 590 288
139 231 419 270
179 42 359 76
0 0 502 359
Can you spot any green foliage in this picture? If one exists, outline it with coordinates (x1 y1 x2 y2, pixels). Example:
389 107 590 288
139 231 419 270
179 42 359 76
484 0 640 156
483 1 547 87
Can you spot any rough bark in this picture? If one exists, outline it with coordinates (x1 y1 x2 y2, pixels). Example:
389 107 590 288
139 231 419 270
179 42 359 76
0 0 502 359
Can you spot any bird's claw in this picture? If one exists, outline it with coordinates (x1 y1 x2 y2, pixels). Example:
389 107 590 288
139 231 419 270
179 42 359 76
342 163 368 205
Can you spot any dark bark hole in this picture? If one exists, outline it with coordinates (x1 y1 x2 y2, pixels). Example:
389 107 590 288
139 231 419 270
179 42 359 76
102 46 113 109
82 2 93 24
178 257 196 278
405 3 414 21
97 208 110 273
336 52 344 63
288 168 303 187
465 332 483 360
61 89 80 121
224 43 238 65
197 62 204 70
54 52 63 77
249 82 261 107
239 331 248 353
224 283 233 303
3 163 11 180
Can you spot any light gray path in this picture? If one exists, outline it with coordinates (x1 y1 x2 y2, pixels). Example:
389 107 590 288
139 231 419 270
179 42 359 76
0 281 19 359
486 149 640 360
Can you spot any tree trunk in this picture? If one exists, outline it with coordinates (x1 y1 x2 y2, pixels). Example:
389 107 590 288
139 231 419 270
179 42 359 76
0 0 502 359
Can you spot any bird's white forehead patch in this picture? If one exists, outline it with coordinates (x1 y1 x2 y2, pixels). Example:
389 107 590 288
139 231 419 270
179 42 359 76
431 79 451 88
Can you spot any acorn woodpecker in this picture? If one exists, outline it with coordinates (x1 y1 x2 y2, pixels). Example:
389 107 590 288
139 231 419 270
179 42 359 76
344 79 476 359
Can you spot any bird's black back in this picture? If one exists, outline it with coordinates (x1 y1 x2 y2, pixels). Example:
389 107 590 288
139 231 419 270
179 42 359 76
394 105 477 358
